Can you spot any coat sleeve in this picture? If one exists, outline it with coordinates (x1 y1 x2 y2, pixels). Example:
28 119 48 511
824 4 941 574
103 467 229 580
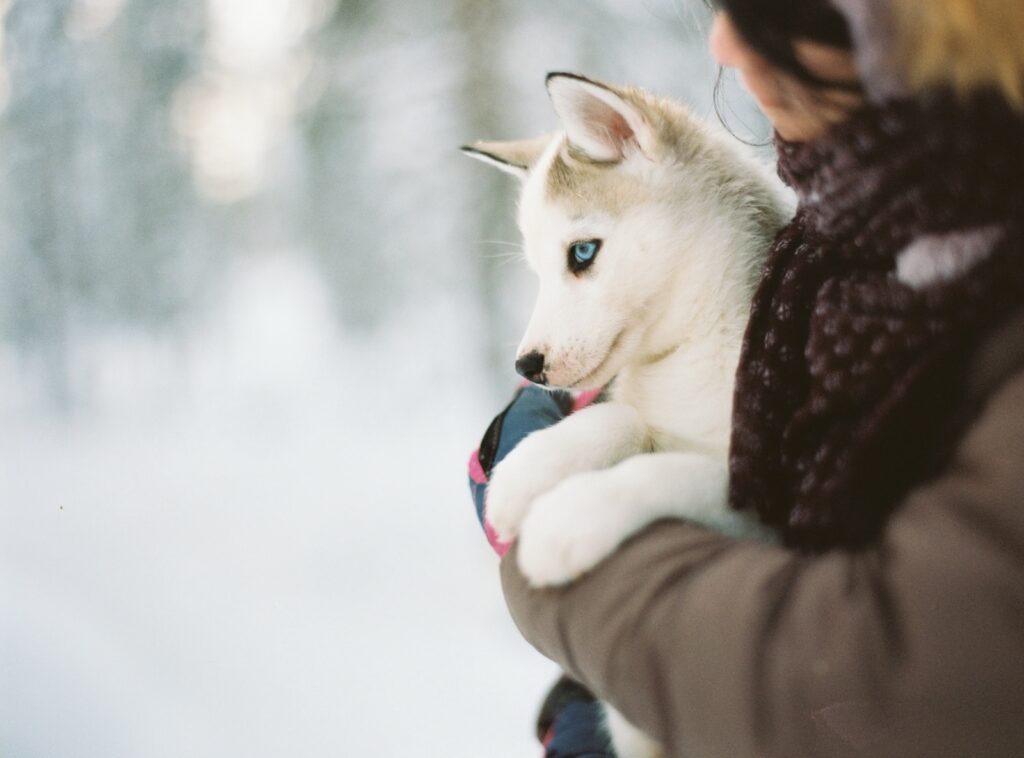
500 368 1024 758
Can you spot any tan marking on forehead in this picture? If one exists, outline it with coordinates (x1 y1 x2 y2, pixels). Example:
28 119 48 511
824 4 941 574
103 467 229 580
544 145 645 216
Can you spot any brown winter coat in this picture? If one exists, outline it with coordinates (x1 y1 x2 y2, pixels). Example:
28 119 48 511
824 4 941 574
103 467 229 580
501 304 1024 757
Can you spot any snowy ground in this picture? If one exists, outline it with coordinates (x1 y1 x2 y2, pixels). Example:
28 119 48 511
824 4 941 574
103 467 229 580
0 255 558 758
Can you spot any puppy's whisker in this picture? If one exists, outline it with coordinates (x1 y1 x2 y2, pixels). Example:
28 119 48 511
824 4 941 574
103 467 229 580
475 240 523 248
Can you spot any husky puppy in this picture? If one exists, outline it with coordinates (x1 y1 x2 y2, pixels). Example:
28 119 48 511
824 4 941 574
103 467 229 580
464 73 790 758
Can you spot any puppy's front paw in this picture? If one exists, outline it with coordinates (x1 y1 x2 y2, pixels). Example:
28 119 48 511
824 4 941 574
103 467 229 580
485 435 566 542
516 470 634 588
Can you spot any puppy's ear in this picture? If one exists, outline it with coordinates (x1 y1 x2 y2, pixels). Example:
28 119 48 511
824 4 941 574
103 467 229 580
546 72 657 163
461 135 553 179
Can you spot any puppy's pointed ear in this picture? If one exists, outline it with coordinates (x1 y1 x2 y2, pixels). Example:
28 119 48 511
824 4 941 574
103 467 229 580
546 72 657 163
461 135 553 179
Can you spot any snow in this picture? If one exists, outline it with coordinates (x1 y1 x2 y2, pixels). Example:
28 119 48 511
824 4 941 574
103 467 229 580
0 254 558 758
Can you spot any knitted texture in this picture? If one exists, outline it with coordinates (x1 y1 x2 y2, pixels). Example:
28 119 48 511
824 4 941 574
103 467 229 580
728 92 1024 549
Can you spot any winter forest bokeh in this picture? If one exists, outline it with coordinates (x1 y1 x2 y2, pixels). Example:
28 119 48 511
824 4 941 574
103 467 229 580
0 1 769 756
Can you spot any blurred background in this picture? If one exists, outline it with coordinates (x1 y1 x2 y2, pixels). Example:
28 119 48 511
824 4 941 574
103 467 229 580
0 1 769 755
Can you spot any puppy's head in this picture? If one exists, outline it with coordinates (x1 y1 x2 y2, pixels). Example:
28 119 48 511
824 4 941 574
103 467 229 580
463 74 723 389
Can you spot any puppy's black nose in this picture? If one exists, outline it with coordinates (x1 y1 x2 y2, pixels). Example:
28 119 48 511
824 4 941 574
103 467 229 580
515 351 546 384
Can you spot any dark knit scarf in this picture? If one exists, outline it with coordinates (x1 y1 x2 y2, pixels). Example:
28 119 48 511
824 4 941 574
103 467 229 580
728 91 1024 550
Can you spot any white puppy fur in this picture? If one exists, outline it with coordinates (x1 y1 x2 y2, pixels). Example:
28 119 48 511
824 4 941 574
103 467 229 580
464 73 791 758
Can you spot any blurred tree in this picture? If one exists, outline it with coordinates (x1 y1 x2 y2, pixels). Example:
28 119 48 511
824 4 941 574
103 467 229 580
295 0 393 333
453 0 522 387
0 0 82 404
0 0 207 405
87 0 209 326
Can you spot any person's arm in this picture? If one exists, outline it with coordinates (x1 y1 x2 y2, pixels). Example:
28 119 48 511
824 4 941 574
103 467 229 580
501 368 1024 758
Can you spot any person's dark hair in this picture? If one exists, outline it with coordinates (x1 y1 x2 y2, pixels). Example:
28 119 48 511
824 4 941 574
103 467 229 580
709 0 858 91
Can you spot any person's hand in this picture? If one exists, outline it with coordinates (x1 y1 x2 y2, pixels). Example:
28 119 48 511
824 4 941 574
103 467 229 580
536 676 615 758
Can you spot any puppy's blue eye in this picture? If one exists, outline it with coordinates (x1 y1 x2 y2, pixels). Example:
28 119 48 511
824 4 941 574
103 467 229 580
573 242 598 262
568 239 602 273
